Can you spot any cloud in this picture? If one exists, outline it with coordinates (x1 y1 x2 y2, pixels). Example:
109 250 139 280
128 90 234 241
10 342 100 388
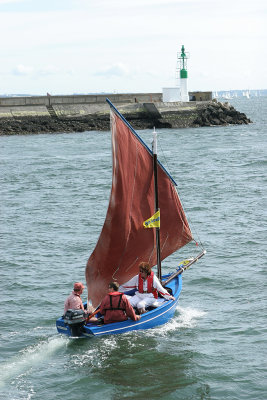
13 64 34 76
12 64 73 77
94 63 130 78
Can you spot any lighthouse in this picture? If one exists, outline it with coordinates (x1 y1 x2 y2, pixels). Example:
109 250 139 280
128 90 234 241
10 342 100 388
177 45 189 102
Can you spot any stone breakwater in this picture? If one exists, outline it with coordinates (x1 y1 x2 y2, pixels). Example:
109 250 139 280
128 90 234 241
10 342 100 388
0 97 251 136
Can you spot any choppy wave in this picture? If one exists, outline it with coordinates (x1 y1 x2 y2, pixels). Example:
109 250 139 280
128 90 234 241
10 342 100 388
0 97 266 399
153 306 206 334
0 337 67 389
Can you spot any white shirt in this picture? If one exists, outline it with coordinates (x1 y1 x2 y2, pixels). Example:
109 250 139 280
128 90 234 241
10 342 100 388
119 274 172 300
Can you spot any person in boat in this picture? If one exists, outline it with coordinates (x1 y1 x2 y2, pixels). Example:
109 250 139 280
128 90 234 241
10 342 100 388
99 281 141 324
64 282 97 321
119 262 175 314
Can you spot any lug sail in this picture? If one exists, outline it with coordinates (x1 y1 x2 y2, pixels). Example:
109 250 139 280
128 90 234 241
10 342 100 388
86 102 193 306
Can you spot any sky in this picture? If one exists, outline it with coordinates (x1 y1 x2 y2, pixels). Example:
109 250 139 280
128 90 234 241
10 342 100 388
0 0 266 95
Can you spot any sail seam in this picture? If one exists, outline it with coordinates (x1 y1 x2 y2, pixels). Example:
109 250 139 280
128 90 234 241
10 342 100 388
112 111 140 277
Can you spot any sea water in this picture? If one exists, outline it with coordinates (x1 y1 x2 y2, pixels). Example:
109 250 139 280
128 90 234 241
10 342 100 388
0 97 266 400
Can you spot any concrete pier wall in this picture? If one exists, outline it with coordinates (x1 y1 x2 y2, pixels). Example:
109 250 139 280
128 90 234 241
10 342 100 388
0 93 161 106
0 93 163 119
0 93 251 135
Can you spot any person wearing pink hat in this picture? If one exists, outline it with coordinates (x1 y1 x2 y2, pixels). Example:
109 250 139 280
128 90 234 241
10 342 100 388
63 282 98 320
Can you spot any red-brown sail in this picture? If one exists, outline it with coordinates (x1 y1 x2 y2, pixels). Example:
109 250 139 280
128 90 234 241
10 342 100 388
86 106 193 306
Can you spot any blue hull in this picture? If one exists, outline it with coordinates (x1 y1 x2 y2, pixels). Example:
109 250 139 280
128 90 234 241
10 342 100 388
56 274 182 337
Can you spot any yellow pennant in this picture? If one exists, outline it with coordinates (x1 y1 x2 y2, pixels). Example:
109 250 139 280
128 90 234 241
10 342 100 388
143 210 160 228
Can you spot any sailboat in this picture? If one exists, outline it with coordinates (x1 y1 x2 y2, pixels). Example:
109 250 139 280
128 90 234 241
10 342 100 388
243 90 250 99
56 99 205 337
222 92 233 100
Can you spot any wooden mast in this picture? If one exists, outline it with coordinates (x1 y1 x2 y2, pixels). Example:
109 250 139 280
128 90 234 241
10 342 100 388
153 128 162 281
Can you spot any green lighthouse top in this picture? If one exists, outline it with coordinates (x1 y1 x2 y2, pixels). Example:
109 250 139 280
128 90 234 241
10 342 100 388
178 45 189 79
180 45 186 59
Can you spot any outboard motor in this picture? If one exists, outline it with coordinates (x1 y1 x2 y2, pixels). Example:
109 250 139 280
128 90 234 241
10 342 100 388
64 309 86 337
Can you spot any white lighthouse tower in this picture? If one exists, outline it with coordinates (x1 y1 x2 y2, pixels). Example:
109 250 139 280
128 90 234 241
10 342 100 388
177 45 189 102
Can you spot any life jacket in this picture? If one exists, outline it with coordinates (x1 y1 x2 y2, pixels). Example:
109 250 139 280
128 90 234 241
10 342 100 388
138 271 158 299
105 293 125 311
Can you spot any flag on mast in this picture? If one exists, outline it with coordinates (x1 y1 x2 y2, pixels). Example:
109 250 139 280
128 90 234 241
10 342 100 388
143 210 160 228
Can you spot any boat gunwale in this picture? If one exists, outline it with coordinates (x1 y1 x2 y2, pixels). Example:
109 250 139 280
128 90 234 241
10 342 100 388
56 274 182 337
84 296 180 336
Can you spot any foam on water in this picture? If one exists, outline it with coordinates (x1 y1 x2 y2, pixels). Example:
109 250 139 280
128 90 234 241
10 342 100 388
68 336 118 369
149 306 206 336
0 336 67 389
